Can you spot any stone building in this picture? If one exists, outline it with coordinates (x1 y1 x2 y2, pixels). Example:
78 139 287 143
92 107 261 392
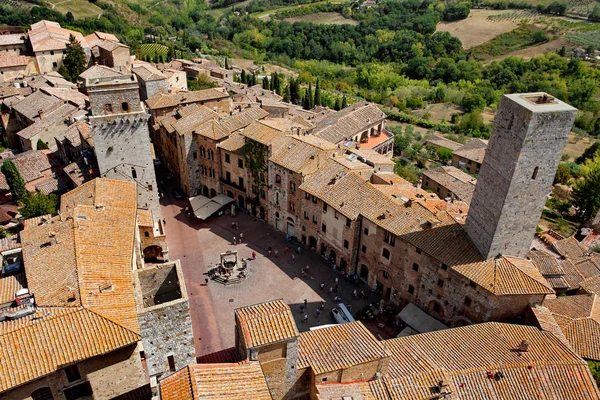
451 138 487 174
28 20 91 73
421 165 476 203
162 68 188 92
85 32 130 69
218 132 249 208
84 67 164 242
0 179 150 400
160 300 600 400
132 62 169 101
267 135 338 239
133 261 195 380
145 88 230 123
465 93 577 260
310 102 393 157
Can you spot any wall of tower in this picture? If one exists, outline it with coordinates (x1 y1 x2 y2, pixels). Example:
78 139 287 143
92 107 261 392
465 94 576 259
91 113 162 221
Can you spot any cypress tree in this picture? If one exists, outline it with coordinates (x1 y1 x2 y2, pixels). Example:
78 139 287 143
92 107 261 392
1 160 27 203
341 95 348 109
334 97 341 111
302 91 310 110
224 58 229 69
283 83 291 103
289 78 299 105
63 34 87 82
241 69 246 84
307 83 314 110
262 77 270 89
314 78 322 107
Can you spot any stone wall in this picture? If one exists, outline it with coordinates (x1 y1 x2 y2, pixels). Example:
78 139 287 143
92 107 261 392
2 345 145 400
220 148 248 209
91 113 162 222
87 80 141 117
140 79 169 101
465 94 577 259
138 299 195 378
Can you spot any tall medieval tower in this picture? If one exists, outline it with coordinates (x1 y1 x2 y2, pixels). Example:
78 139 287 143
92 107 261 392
84 72 163 223
464 93 577 260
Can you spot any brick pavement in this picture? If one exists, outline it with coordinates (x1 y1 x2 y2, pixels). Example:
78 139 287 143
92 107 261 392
161 191 386 358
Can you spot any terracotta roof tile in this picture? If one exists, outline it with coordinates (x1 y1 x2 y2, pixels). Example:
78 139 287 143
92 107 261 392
312 102 385 144
218 132 245 155
298 321 386 374
269 135 337 175
171 105 219 136
553 237 587 259
580 275 600 294
137 209 154 227
160 362 272 400
146 88 228 110
0 307 139 393
542 294 600 360
425 134 463 151
422 165 476 203
221 106 269 133
29 20 89 52
241 120 288 145
235 299 299 348
453 138 488 163
0 273 25 305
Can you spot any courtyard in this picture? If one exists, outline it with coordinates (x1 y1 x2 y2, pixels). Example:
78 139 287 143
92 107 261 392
160 191 398 357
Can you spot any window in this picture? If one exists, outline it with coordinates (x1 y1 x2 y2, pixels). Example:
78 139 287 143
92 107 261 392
364 227 369 236
121 102 130 112
432 302 441 313
532 166 538 180
64 382 93 400
323 203 328 212
305 192 310 200
441 263 448 271
225 154 230 163
383 271 389 279
131 168 137 179
321 223 326 233
416 248 422 254
408 284 415 295
144 231 149 237
346 218 351 228
148 184 152 191
31 387 54 400
193 152 197 159
412 263 419 272
252 185 258 195
238 177 244 188
52 61 57 68
168 355 176 372
437 279 444 288
226 172 231 182
312 215 318 224
343 240 349 249
334 210 339 219
276 192 279 205
464 297 472 307
260 190 266 199
64 365 81 383
276 174 281 184
238 158 243 168
469 281 476 289
322 378 328 382
208 150 214 160
289 202 295 211
312 196 317 204
290 181 296 191
304 211 309 220
361 245 366 253
384 231 396 246
50 50 54 55
382 248 390 259
104 103 113 113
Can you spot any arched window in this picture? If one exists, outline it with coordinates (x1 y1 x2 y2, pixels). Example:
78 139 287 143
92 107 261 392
131 167 137 179
31 387 54 400
532 166 538 180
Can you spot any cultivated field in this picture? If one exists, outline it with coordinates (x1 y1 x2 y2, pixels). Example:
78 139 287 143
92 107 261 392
436 9 531 49
564 132 597 160
285 12 359 25
46 0 103 19
139 43 169 60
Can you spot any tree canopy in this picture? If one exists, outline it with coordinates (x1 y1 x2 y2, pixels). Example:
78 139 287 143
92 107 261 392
1 160 27 203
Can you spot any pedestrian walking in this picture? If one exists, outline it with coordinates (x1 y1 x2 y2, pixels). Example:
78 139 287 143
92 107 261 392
239 232 243 242
252 251 256 260
353 289 358 298
335 277 339 284
303 299 308 307
316 309 321 317
320 301 325 310
301 268 306 277
329 287 333 295
297 246 301 254
334 284 338 292
285 247 289 253
274 249 279 258
205 278 209 285
291 254 295 263
268 247 272 256
302 314 308 323
320 282 325 290
233 236 237 245
306 265 310 273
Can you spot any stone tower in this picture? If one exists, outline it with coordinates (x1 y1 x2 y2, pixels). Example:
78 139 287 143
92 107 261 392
465 93 577 260
85 70 163 224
